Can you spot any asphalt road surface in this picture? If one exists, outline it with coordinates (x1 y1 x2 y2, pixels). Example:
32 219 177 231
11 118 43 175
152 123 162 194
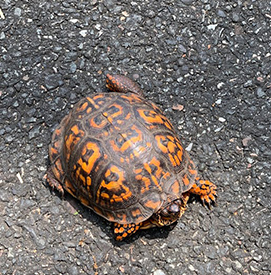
0 0 270 274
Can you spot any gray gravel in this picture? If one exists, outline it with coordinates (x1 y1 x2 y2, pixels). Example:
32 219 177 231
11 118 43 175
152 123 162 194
0 0 271 274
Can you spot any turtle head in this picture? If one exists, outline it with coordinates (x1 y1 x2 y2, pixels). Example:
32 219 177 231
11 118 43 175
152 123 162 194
151 199 187 227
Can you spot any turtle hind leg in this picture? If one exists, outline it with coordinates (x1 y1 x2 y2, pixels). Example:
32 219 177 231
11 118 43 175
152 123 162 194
114 222 143 241
45 167 65 197
190 177 217 208
106 74 144 97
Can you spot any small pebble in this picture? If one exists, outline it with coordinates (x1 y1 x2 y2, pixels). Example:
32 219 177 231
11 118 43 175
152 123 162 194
217 10 226 17
14 8 22 16
232 12 240 22
256 87 265 98
79 30 88 37
218 117 226 122
186 142 193 152
153 269 166 275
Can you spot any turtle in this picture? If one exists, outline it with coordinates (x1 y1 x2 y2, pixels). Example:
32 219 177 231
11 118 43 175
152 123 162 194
46 74 217 241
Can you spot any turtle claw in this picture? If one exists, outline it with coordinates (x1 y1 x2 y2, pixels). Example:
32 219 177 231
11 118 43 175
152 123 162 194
45 167 65 197
191 178 217 208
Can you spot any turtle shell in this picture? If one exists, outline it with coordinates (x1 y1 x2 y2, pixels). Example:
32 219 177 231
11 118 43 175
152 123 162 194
49 92 198 225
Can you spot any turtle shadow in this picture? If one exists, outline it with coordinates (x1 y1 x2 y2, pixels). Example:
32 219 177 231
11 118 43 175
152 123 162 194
45 177 175 245
44 160 209 245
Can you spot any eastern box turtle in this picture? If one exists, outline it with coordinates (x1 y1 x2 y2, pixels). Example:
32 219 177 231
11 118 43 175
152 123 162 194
46 74 217 241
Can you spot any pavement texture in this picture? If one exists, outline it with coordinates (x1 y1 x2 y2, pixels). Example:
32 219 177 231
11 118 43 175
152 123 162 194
0 0 270 274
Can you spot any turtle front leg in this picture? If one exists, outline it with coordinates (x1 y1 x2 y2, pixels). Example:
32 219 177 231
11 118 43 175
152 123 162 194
114 222 143 241
190 177 217 207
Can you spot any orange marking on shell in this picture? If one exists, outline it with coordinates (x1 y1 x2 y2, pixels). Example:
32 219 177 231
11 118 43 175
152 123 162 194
80 174 86 184
86 97 100 109
144 200 161 210
92 94 106 103
107 116 113 124
162 171 171 181
183 174 190 186
133 146 145 158
174 154 181 166
131 208 141 218
71 125 80 135
93 94 105 99
155 135 168 153
168 141 176 153
86 177 91 186
89 116 108 129
51 159 63 180
170 180 180 195
78 142 101 174
65 126 85 162
55 158 63 172
151 157 162 176
188 168 197 175
164 121 174 130
134 168 142 174
77 101 89 112
125 113 131 120
75 166 81 181
120 93 143 104
142 158 163 191
100 190 110 199
177 148 183 162
135 174 142 180
105 103 123 120
117 213 127 223
97 166 132 204
50 147 58 156
143 162 152 175
138 109 164 125
117 120 123 125
139 176 152 193
169 153 177 166
105 169 111 178
54 128 62 136
54 139 62 149
110 125 143 153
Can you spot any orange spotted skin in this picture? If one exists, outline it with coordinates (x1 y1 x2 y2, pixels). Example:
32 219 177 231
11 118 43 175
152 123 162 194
47 74 217 241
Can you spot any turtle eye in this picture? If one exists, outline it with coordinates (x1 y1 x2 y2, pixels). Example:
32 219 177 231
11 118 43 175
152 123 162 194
160 208 170 217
